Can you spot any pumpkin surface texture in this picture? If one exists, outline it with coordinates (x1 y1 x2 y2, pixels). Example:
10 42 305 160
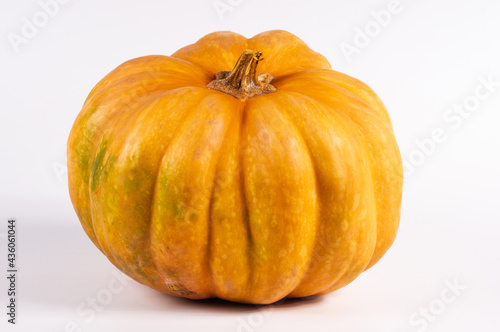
68 30 403 304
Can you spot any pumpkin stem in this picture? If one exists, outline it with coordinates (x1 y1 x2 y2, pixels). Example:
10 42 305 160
206 50 277 100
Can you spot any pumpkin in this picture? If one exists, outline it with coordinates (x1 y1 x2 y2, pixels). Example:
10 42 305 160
68 30 403 304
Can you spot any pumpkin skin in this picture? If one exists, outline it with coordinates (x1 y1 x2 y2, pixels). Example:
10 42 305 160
67 30 403 304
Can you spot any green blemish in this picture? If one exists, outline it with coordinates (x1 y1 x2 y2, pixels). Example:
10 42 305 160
123 166 144 193
188 211 198 222
173 203 185 220
75 106 100 179
158 165 190 221
102 155 116 176
90 141 108 193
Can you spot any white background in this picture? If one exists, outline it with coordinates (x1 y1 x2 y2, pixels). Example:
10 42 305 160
1 0 500 331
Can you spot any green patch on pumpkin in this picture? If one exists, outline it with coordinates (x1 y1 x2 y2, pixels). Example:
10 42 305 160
90 140 108 193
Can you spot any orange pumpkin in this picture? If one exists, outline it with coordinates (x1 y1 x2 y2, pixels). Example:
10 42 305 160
67 30 403 304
